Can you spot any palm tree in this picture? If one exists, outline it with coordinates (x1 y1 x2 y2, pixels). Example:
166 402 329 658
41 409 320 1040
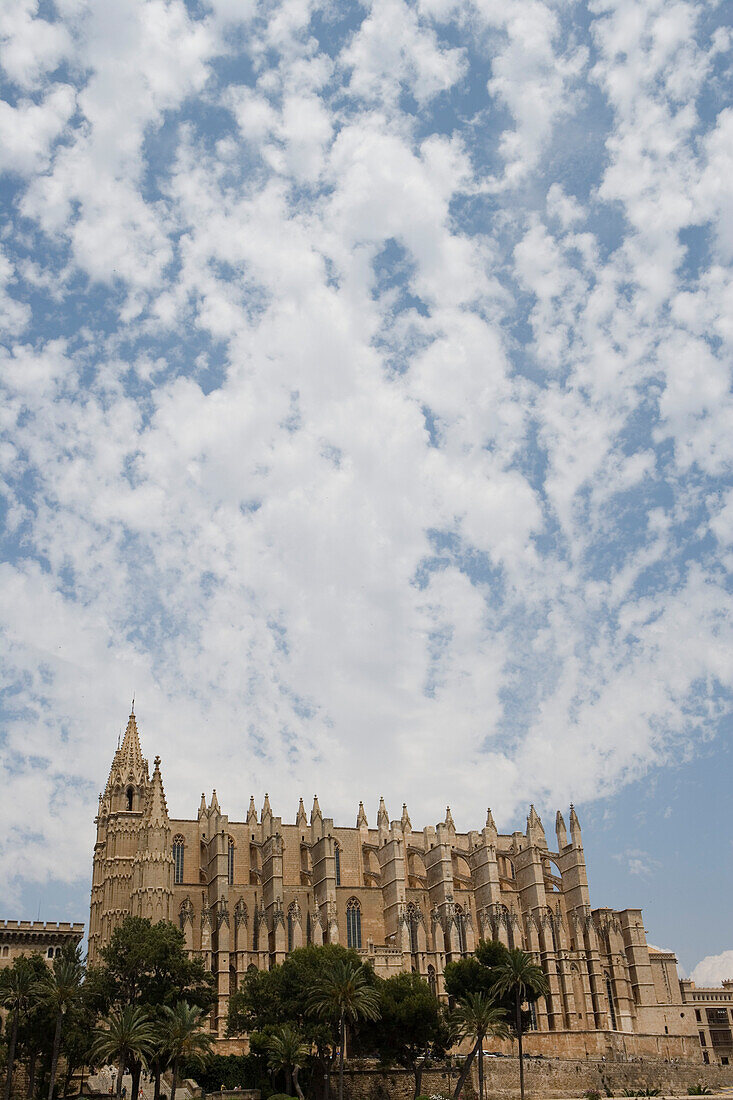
449 992 510 1100
306 959 381 1100
90 1006 158 1099
491 948 550 1100
266 1024 309 1099
41 946 85 1100
0 958 43 1100
160 1002 213 1100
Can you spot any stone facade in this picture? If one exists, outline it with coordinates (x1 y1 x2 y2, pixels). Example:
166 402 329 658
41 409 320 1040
0 920 84 970
88 710 702 1060
680 979 733 1066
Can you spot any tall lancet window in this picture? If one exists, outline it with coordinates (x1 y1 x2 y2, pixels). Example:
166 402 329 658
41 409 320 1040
334 841 341 886
228 837 235 885
173 835 185 885
346 897 362 949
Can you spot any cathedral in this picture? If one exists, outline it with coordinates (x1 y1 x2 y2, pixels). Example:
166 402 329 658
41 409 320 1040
89 710 702 1060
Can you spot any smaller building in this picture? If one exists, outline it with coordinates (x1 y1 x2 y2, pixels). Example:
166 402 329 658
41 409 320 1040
681 978 733 1067
0 920 85 969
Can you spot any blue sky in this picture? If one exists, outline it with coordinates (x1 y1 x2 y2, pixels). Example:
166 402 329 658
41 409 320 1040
0 0 731 983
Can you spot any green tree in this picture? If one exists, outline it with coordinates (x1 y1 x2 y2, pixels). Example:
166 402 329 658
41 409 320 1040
160 1002 213 1100
228 945 366 1099
266 1024 309 1099
11 954 53 1100
0 956 44 1100
306 958 381 1100
40 944 85 1100
358 972 449 1099
491 948 549 1100
449 993 510 1100
90 1006 157 1100
87 917 214 1014
86 916 215 1100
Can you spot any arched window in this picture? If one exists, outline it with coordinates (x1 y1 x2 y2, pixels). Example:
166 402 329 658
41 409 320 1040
407 902 419 954
455 905 467 954
547 911 558 953
306 911 312 945
346 897 362 949
173 835 185 885
605 973 618 1030
47 947 54 958
501 905 514 950
334 841 341 886
228 837 235 886
125 786 134 811
427 964 437 997
287 903 297 953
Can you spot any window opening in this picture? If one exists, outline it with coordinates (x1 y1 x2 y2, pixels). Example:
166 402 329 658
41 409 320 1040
173 835 185 885
346 897 362 949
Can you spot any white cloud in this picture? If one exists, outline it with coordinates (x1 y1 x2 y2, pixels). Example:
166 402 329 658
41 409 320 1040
690 950 733 988
0 0 731 928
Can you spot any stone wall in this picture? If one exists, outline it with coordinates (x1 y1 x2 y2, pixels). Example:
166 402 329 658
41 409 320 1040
339 1057 733 1100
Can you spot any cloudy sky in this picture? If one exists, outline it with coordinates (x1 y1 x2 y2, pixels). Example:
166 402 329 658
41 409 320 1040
1 0 731 981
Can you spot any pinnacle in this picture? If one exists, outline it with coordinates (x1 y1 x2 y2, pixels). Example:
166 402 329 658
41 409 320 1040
356 800 368 827
143 756 170 827
311 795 322 823
118 710 144 770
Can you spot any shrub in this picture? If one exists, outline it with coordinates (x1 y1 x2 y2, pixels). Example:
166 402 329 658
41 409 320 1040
585 1090 603 1100
688 1087 712 1095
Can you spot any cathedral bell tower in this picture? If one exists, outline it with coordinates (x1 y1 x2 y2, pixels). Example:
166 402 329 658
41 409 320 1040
88 706 152 964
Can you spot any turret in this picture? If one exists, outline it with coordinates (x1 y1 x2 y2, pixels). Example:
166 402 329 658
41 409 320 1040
569 803 582 847
131 755 173 923
527 804 546 846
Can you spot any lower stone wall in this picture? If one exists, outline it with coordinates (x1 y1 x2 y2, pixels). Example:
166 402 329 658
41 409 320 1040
340 1058 733 1100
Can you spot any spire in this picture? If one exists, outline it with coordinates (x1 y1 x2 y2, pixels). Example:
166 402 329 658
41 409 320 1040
143 756 170 827
401 802 411 831
311 795 322 825
247 796 258 826
445 805 455 831
569 803 582 846
555 810 568 849
356 800 368 828
485 807 498 843
210 789 220 814
198 792 207 818
296 798 308 828
527 803 546 844
262 793 272 823
118 709 144 772
377 796 389 829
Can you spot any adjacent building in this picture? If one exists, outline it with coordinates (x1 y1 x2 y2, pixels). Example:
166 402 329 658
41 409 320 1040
0 920 84 969
88 709 703 1060
681 978 733 1066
